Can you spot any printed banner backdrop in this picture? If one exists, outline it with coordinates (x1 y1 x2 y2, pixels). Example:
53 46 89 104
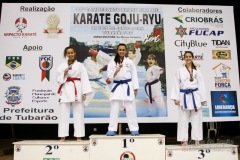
0 3 239 124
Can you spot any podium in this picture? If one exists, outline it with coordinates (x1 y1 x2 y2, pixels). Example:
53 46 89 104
89 134 166 160
13 140 90 160
165 143 238 160
13 136 238 160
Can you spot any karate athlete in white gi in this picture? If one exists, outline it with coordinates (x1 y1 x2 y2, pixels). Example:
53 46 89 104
106 43 140 136
56 46 92 142
145 54 166 117
171 51 207 146
88 43 142 114
83 50 112 107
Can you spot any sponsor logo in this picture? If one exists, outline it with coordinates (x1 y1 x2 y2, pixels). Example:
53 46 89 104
3 73 11 81
6 56 22 70
175 25 224 38
173 15 183 23
39 55 53 81
212 40 230 48
175 25 187 38
175 40 207 49
173 15 223 24
211 91 238 117
212 63 231 89
13 74 25 80
3 17 37 37
212 50 231 60
178 51 204 61
44 14 63 38
5 86 22 106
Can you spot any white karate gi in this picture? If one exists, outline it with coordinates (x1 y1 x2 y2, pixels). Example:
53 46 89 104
132 48 142 66
171 66 207 142
56 60 92 138
145 65 166 116
107 57 139 132
84 56 111 107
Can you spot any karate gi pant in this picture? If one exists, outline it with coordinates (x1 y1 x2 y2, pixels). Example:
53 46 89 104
58 102 85 137
177 108 203 142
108 100 139 132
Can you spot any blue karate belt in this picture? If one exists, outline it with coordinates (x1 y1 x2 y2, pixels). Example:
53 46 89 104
89 77 106 88
180 88 198 112
145 79 159 103
111 79 131 96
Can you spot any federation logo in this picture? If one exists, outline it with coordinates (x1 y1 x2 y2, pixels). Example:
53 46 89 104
15 17 27 33
39 55 53 81
3 73 11 81
175 25 187 38
6 56 22 70
120 151 136 160
5 86 22 106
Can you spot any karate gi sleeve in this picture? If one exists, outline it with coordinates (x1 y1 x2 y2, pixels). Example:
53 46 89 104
80 64 92 94
107 60 116 79
56 64 67 85
131 61 139 90
133 48 142 65
196 69 207 102
171 69 180 101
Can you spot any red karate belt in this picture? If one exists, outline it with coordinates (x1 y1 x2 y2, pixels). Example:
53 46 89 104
57 77 81 100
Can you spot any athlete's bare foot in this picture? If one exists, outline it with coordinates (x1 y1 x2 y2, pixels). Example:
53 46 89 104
195 140 200 146
77 137 82 142
181 141 188 146
59 137 65 142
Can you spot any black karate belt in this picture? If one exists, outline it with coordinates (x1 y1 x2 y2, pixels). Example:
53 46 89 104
145 79 159 103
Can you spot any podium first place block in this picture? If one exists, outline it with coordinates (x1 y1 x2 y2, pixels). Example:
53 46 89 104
89 134 166 160
165 143 238 160
13 140 90 160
